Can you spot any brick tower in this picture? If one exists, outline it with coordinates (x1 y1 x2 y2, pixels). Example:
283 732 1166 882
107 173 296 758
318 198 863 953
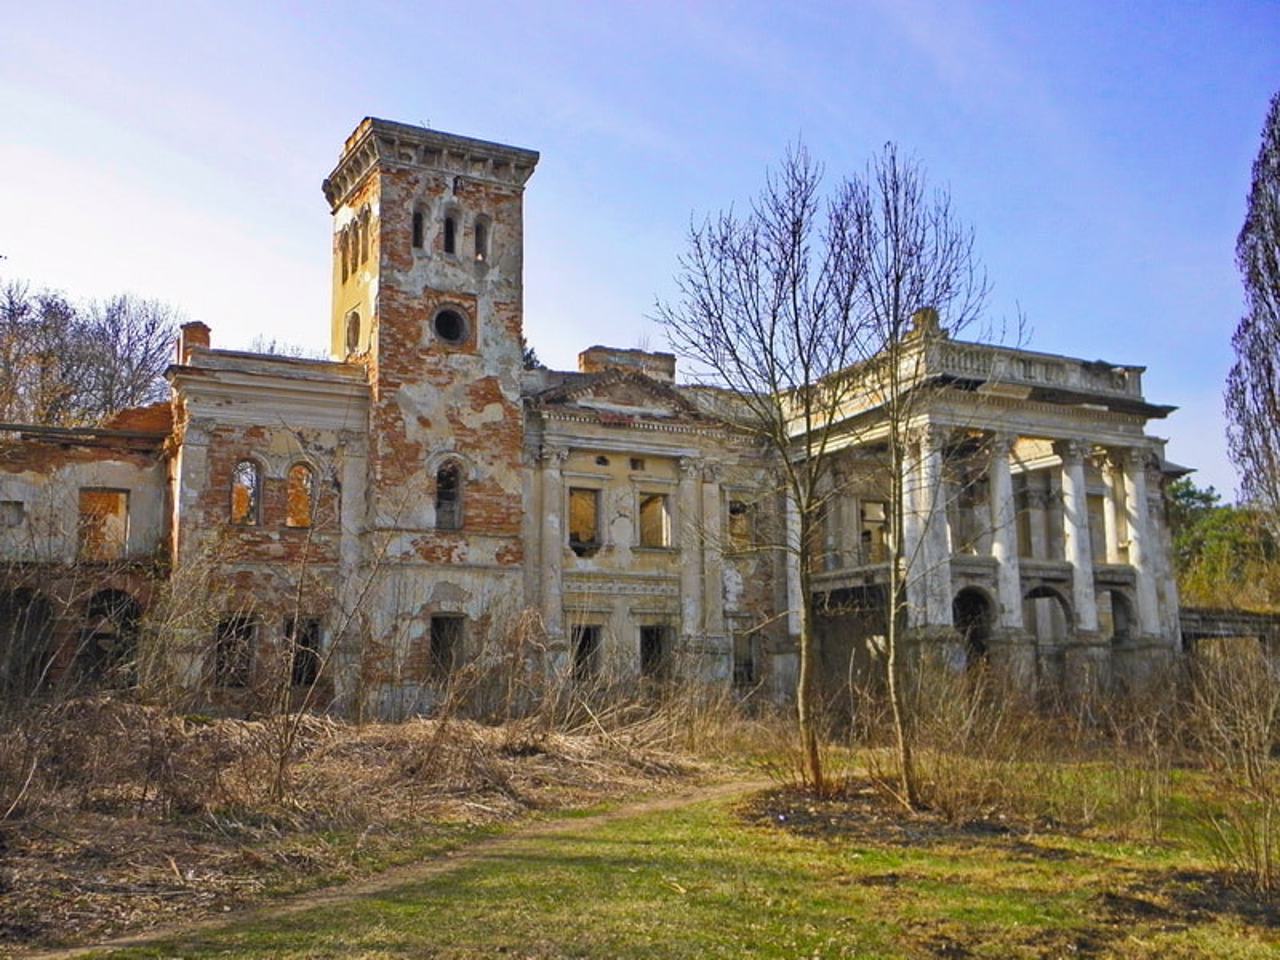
322 119 539 708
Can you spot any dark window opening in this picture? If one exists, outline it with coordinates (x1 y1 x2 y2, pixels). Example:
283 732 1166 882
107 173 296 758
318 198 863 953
286 617 322 687
433 308 467 345
443 215 457 255
0 500 24 527
732 633 756 686
79 590 141 687
214 616 255 688
595 455 610 466
436 461 462 530
429 615 463 679
629 458 645 472
571 625 601 682
639 625 671 680
728 500 752 551
0 589 54 697
568 488 600 556
474 219 488 261
412 210 425 249
953 588 993 666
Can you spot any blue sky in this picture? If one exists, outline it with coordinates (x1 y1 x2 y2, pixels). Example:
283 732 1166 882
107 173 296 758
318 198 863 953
0 1 1276 495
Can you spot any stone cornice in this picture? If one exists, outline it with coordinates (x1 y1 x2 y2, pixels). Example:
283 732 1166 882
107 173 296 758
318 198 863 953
323 118 539 210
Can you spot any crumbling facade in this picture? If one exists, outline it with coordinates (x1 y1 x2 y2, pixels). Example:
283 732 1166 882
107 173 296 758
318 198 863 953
0 118 1186 710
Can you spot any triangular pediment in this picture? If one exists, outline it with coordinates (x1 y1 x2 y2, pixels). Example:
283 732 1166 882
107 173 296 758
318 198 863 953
533 369 706 422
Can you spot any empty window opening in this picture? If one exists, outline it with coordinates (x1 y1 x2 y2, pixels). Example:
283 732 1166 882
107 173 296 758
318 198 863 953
80 590 140 686
732 633 756 686
728 500 752 551
286 463 315 528
436 461 463 530
78 488 128 561
339 229 349 282
443 215 457 255
345 309 360 354
595 455 610 466
214 615 255 688
0 589 54 697
429 615 463 679
474 218 488 261
568 488 601 556
859 500 888 564
358 209 370 263
953 588 993 666
639 625 671 680
629 457 646 472
286 617 322 686
571 625 601 682
638 493 671 547
433 308 467 345
412 209 425 249
0 500 23 527
230 460 260 525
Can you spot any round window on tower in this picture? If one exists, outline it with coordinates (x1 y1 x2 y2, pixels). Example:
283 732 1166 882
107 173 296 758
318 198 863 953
432 308 469 346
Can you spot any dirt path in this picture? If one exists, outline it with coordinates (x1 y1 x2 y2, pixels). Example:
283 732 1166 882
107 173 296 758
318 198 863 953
20 777 768 960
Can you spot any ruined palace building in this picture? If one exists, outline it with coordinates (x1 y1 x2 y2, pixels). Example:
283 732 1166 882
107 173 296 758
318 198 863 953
0 118 1190 709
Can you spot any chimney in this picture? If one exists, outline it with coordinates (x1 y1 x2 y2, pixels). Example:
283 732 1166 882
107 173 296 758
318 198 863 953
578 345 676 384
177 321 211 363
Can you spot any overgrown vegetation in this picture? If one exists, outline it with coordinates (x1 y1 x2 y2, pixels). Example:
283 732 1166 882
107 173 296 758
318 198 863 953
1168 476 1280 610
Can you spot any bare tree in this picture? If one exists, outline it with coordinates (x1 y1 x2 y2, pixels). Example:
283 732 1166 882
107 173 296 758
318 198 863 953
82 295 181 419
657 143 988 800
1227 91 1280 529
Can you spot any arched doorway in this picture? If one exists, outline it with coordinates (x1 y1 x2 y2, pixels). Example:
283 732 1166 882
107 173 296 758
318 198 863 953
953 587 994 665
1099 589 1135 645
79 590 141 687
1023 586 1071 645
0 589 55 697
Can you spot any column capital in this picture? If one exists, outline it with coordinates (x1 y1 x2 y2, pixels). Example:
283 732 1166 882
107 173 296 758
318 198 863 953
540 444 568 467
911 422 952 451
1120 446 1157 472
701 462 723 484
1052 438 1092 464
678 455 703 478
988 432 1018 459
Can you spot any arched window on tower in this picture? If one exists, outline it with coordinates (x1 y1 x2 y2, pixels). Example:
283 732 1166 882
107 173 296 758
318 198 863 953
230 460 261 526
474 218 488 262
412 209 425 250
339 228 350 282
286 463 315 528
359 208 370 263
345 310 360 355
435 461 462 530
443 215 457 255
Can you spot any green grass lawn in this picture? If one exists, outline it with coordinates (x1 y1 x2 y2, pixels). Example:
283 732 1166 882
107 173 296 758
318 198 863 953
85 788 1279 960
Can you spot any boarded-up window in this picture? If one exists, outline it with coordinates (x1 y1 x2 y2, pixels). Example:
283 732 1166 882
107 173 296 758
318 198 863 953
638 493 670 547
78 488 128 561
286 464 315 528
727 500 752 550
859 500 888 564
213 616 255 687
571 625 600 681
568 488 600 556
429 615 463 679
436 461 462 530
286 617 321 686
0 500 24 527
230 461 260 525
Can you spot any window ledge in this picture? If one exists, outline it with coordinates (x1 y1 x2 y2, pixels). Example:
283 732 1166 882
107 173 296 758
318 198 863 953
632 545 679 555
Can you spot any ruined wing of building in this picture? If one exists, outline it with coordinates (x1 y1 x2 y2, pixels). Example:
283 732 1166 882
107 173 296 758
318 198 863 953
0 118 1190 712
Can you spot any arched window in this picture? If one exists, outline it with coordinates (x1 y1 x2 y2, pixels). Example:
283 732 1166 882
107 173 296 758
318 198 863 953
230 460 260 526
339 228 349 282
286 463 315 528
443 215 457 255
436 461 462 530
474 218 488 262
359 208 371 263
345 310 360 355
412 209 425 249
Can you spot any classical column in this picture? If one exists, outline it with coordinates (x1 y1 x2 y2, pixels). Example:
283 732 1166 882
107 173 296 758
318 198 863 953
988 434 1024 630
784 485 802 638
1100 453 1124 564
1026 478 1047 560
700 464 725 640
917 424 954 628
677 457 704 643
1122 447 1161 637
539 445 567 642
1054 439 1098 634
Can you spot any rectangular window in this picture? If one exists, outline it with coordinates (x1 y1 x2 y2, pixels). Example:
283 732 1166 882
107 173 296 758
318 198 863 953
571 624 601 682
78 488 129 561
637 492 671 548
568 487 600 556
0 500 24 527
732 633 756 686
213 615 255 688
429 615 464 679
727 500 752 551
639 625 671 680
285 617 322 687
859 500 888 564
